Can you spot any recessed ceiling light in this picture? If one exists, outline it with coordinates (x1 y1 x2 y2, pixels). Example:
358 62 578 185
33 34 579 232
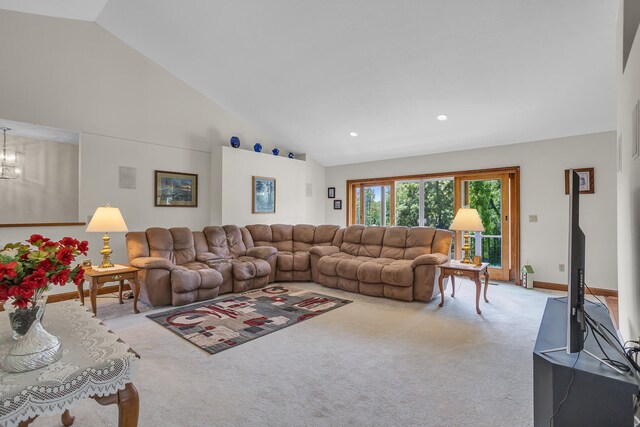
437 115 448 121
349 132 358 137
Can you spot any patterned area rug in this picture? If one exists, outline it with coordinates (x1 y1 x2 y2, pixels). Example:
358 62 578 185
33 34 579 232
147 286 352 355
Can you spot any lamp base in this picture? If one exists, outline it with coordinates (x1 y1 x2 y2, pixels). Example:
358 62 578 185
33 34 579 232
98 233 114 269
460 232 473 264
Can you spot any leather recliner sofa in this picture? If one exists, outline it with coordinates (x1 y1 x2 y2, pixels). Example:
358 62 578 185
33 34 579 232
125 224 452 307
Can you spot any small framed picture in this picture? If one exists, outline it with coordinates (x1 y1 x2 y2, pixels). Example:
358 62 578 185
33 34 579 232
333 199 342 210
328 187 336 198
473 256 482 266
564 168 594 194
155 170 198 207
252 176 276 214
82 259 92 268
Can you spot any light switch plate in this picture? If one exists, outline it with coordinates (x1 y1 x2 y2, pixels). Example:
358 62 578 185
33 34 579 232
529 215 538 222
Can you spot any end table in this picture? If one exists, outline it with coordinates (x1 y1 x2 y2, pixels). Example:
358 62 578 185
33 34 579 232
79 266 141 315
438 261 490 314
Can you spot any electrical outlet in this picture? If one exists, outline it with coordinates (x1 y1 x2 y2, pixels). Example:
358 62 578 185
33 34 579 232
529 214 538 222
559 264 565 272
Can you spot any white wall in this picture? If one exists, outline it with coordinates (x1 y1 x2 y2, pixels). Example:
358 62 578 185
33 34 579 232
326 131 617 290
616 1 640 341
0 10 278 294
219 147 325 226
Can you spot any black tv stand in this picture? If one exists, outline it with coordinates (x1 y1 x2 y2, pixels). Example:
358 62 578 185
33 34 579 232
533 298 637 426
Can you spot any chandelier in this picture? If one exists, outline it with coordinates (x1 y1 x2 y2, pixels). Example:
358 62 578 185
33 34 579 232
0 127 20 180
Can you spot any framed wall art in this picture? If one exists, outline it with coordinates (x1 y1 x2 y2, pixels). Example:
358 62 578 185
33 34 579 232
333 199 342 210
328 187 336 198
564 168 594 195
252 176 276 213
155 170 198 207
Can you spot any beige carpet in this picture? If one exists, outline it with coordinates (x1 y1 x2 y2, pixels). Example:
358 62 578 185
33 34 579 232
31 280 561 427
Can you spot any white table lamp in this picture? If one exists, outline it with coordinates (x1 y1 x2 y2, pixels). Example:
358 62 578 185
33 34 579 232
86 204 128 268
449 208 485 264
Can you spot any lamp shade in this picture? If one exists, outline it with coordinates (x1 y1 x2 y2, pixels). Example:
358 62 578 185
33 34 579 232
449 208 485 232
86 205 128 233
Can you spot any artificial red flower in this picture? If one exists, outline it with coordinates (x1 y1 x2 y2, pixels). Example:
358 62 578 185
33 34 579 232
50 269 70 285
23 269 47 289
0 284 9 300
77 241 89 255
60 237 79 247
55 247 74 265
12 298 29 309
40 241 58 250
0 262 18 279
72 268 85 285
27 234 49 244
38 258 54 271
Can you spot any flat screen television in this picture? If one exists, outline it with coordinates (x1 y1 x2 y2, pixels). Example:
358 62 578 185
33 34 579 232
567 169 586 353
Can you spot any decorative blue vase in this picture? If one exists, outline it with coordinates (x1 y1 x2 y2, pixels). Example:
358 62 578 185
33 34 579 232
253 143 262 152
272 148 280 156
288 152 294 159
230 136 240 148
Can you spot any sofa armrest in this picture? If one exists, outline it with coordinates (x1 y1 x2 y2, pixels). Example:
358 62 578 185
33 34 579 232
246 246 277 260
411 253 449 268
309 246 340 257
130 257 175 271
196 252 225 263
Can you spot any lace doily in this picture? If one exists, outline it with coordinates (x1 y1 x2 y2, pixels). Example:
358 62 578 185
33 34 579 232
0 301 139 427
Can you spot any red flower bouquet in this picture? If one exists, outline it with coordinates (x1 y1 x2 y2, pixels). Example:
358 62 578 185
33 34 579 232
0 234 88 309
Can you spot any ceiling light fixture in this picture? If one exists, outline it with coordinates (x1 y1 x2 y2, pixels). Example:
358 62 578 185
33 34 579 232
349 132 358 137
437 115 448 121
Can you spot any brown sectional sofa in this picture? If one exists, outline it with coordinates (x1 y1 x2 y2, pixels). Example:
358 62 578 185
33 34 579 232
125 224 452 307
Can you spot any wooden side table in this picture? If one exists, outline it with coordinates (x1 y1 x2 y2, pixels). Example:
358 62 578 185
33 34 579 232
79 266 141 315
438 261 490 314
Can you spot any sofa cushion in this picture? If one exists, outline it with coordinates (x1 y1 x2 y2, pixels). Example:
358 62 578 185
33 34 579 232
271 224 294 252
203 226 232 259
246 224 273 247
146 227 174 261
358 226 385 258
336 256 372 280
317 252 354 276
357 258 395 283
340 225 364 256
380 227 408 260
314 225 340 246
293 251 310 271
126 231 149 261
169 227 197 265
293 224 316 252
233 257 271 280
380 259 414 286
277 251 294 271
223 225 247 257
181 262 223 289
404 227 436 259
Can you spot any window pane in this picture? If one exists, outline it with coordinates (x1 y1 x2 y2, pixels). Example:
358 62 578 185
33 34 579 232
395 181 419 226
467 179 502 267
384 185 392 226
364 186 382 226
423 179 454 229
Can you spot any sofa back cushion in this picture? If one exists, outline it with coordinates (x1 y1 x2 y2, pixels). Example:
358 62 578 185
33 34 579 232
223 225 247 257
203 226 232 259
271 224 294 252
146 227 175 262
358 226 385 258
170 227 197 265
433 229 454 256
246 224 273 247
193 231 209 254
125 231 149 262
404 227 436 259
380 227 408 259
293 224 316 252
340 225 364 256
314 225 340 246
240 227 255 249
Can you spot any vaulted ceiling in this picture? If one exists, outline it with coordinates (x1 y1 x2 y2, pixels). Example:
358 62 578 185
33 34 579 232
0 1 619 166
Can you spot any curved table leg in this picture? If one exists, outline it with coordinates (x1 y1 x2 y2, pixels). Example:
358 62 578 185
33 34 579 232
118 280 124 304
131 277 141 314
483 271 490 303
474 278 482 314
438 272 445 307
90 279 98 316
450 275 456 297
62 409 75 426
94 383 139 427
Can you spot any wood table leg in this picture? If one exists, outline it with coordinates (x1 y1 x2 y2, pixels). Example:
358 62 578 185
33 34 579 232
61 409 75 426
450 275 456 297
483 271 490 303
438 272 445 308
18 418 35 427
131 276 140 314
90 279 98 316
76 282 85 306
94 383 139 427
474 278 482 314
119 280 124 304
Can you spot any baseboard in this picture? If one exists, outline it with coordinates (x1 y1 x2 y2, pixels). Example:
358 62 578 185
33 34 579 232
0 283 132 311
533 281 618 297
